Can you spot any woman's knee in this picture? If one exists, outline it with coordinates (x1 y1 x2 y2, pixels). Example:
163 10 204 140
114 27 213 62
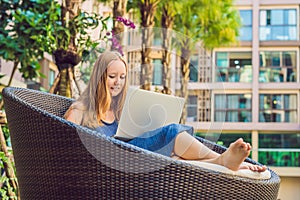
174 131 196 156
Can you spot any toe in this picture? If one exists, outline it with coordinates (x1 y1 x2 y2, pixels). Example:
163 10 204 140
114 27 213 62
246 143 252 150
258 165 267 172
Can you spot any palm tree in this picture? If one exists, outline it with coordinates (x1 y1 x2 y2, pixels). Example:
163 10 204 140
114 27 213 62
173 1 202 123
174 0 240 123
159 0 178 94
198 0 240 50
137 0 160 90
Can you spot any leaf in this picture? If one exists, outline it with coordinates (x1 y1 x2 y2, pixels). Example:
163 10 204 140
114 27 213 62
38 72 46 79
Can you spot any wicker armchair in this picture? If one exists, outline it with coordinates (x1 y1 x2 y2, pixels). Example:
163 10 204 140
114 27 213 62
3 87 280 199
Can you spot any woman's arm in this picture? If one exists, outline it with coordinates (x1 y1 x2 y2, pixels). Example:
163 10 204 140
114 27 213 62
64 106 84 125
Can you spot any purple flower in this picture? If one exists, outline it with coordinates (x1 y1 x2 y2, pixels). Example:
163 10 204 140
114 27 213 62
130 24 136 29
109 16 136 55
116 16 123 22
115 16 136 29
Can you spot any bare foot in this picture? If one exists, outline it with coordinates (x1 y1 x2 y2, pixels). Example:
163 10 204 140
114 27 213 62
215 139 267 172
175 136 268 172
240 162 267 172
200 138 250 171
216 138 251 171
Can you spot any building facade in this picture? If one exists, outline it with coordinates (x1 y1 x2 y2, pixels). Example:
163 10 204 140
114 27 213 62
186 1 300 199
125 1 300 199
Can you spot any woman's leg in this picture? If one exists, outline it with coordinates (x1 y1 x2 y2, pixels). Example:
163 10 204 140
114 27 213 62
173 131 219 160
173 131 266 172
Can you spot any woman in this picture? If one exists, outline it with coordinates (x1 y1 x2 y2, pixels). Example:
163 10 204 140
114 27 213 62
65 51 266 172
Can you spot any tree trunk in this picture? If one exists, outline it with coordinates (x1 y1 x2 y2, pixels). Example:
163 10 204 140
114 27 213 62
68 66 80 99
61 0 81 52
53 49 81 97
161 5 174 94
49 73 60 94
7 61 18 88
58 67 71 97
139 0 159 90
140 27 153 91
180 45 191 124
112 0 127 46
53 0 82 97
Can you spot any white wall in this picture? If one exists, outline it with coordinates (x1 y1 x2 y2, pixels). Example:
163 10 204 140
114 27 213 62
277 177 300 200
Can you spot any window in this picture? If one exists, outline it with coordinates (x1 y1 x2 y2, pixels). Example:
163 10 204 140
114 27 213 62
259 94 297 122
215 52 252 82
260 9 297 40
127 29 140 46
198 90 211 122
189 54 198 82
153 30 162 46
239 10 252 41
48 69 56 88
215 94 252 122
259 133 300 167
196 132 252 153
259 51 297 82
152 59 162 85
187 95 197 122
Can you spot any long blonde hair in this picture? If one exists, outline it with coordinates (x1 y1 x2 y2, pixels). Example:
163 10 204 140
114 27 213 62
68 51 128 129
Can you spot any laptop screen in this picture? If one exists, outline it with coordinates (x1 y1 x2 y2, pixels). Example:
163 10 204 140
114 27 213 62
115 87 185 139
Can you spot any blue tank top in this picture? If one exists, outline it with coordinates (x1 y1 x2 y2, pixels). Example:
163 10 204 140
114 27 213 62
95 120 118 137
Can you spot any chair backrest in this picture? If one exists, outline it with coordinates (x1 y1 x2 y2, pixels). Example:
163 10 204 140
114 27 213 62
4 87 73 117
2 87 180 199
2 87 105 199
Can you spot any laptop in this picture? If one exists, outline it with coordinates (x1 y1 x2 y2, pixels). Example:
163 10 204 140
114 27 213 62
114 87 185 141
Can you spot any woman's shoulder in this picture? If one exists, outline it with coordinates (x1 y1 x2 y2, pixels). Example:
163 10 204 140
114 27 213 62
70 102 86 111
64 102 86 125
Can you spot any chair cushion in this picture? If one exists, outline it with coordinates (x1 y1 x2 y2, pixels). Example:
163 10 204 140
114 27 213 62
182 160 271 180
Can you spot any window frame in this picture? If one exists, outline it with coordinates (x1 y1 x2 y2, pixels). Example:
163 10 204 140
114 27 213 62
239 10 253 41
259 51 297 82
214 93 252 122
259 93 298 122
259 9 297 41
258 132 300 167
215 51 252 83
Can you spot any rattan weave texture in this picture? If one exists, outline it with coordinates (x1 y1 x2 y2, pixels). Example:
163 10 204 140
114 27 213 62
3 87 280 199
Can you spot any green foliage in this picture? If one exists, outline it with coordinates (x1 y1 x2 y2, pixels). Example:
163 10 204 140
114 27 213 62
75 14 111 56
80 49 108 85
173 0 241 51
0 124 17 200
198 0 241 49
127 0 141 18
0 1 110 198
0 0 61 80
0 0 20 61
0 150 17 200
26 1 63 53
35 9 110 56
1 125 10 145
0 0 110 81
